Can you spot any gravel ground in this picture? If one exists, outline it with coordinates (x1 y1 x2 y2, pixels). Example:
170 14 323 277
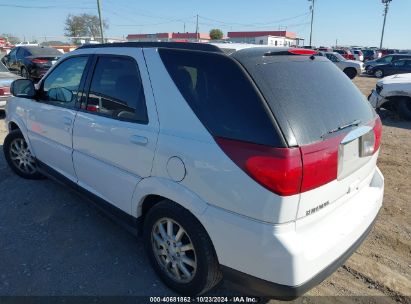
0 75 410 302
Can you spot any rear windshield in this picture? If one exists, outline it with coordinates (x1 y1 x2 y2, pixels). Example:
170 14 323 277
26 47 62 56
242 58 375 145
159 49 283 147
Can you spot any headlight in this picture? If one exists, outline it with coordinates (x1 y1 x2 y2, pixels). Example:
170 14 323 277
376 84 383 94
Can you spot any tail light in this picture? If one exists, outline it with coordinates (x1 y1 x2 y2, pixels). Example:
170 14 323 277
31 58 48 64
215 117 382 196
360 116 382 157
215 137 303 196
0 87 10 96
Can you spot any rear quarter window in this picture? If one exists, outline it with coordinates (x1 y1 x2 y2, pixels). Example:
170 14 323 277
159 49 283 147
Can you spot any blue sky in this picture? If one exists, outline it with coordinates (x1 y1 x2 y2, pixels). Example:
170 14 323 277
0 0 410 49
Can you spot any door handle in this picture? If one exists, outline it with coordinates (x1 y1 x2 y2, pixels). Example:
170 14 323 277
130 135 148 146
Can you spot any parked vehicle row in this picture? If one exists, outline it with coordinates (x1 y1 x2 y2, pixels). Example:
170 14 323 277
1 46 62 81
4 42 384 298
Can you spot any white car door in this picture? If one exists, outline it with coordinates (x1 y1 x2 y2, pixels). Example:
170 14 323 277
72 49 159 214
26 55 91 181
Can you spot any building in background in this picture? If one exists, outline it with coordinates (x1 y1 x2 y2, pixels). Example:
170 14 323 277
227 31 303 47
126 32 211 43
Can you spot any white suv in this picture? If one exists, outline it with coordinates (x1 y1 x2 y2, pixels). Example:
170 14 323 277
4 43 384 298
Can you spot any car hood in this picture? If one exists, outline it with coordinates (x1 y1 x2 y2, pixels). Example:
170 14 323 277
0 72 20 87
379 73 411 85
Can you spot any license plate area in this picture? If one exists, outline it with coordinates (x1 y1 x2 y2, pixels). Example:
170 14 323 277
338 126 373 180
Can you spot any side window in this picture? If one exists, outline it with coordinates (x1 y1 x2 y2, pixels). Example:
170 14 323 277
16 48 25 58
394 60 406 67
42 56 88 106
159 49 281 147
85 56 148 123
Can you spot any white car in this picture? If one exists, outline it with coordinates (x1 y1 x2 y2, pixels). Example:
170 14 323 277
318 52 365 79
368 73 411 120
4 43 384 298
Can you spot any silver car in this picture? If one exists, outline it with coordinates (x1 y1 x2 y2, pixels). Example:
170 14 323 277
318 51 364 79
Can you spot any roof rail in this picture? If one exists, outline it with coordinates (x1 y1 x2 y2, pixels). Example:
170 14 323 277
77 42 223 53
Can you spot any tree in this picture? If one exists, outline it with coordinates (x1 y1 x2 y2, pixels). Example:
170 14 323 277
64 14 108 44
1 33 20 44
209 29 223 40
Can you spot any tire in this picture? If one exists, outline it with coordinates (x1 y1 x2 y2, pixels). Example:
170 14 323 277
344 68 357 79
374 69 384 78
3 130 43 179
397 98 411 121
143 200 222 295
20 67 29 79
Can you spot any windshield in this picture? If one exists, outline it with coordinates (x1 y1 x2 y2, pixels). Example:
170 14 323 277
244 59 375 145
0 61 9 72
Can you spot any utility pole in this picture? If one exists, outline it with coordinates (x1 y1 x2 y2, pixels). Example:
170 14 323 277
97 0 104 43
308 0 315 47
195 14 199 42
380 0 392 49
184 22 186 33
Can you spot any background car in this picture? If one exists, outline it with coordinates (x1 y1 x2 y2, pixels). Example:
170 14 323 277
351 49 364 61
365 54 411 72
362 49 378 61
317 51 364 79
333 49 355 60
0 61 20 110
369 59 411 78
1 46 62 80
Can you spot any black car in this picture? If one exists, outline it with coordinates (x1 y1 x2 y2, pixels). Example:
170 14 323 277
1 46 62 80
369 59 411 78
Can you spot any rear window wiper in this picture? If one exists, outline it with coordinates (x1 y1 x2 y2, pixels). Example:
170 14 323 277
325 119 361 136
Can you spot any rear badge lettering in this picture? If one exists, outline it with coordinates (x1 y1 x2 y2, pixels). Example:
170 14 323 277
306 201 329 216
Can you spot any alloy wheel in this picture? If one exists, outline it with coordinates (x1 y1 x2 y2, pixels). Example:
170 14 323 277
9 138 37 174
151 217 197 283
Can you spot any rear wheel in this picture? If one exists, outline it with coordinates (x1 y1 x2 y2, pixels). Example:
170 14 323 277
143 200 222 295
397 98 411 120
344 68 357 79
374 69 384 78
3 130 43 179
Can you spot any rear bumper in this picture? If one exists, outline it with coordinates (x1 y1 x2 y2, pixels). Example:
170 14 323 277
201 167 384 298
222 214 377 299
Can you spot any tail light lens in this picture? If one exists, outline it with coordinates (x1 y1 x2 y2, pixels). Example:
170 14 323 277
0 87 10 96
31 59 48 64
373 116 382 152
215 137 302 196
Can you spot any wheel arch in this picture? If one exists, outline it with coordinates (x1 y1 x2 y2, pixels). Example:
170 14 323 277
132 177 209 225
6 117 36 157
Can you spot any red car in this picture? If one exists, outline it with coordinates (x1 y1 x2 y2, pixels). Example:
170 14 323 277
333 49 355 60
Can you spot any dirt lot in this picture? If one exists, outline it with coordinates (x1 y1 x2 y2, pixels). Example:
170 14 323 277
0 75 410 302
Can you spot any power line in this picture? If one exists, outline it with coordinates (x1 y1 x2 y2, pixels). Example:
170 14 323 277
0 3 95 10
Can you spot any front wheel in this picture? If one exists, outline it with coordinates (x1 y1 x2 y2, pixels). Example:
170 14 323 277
144 200 222 295
374 69 384 78
3 130 43 179
344 68 357 79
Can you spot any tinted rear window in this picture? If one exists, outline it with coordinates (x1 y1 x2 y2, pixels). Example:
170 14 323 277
241 58 375 145
26 47 62 56
159 49 283 147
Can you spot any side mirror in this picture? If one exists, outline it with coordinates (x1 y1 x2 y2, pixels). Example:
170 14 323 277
48 87 74 103
10 79 36 99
